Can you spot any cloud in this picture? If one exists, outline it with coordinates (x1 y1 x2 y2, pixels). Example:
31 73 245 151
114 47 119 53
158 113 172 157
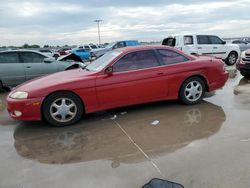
0 0 249 46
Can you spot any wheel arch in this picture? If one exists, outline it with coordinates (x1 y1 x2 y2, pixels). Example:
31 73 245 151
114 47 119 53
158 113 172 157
179 75 209 96
41 90 86 119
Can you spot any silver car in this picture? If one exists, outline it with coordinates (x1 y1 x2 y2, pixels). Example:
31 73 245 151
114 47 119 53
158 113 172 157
0 50 83 90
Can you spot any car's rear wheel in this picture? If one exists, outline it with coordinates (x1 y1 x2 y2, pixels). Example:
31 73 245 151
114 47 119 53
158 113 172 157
43 92 84 126
179 77 205 105
226 52 238 66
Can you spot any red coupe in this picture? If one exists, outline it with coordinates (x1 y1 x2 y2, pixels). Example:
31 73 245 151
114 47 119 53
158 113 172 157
7 46 228 126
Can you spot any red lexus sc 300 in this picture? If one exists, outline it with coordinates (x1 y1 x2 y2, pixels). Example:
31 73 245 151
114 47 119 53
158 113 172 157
7 46 228 126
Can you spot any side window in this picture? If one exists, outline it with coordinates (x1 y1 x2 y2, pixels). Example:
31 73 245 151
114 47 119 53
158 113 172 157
113 50 159 72
113 42 126 49
157 49 189 65
162 38 176 47
84 45 90 49
197 35 210 45
184 36 193 45
209 36 223 44
76 49 86 52
0 52 19 63
20 52 46 63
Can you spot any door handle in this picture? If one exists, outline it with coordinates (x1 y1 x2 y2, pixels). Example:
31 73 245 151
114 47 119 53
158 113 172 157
26 66 31 68
198 47 202 49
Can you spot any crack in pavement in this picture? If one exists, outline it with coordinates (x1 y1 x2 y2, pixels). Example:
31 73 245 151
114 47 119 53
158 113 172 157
109 116 165 178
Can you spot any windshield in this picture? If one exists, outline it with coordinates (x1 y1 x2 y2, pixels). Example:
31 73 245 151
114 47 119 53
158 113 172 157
86 50 122 71
105 42 116 49
90 45 97 49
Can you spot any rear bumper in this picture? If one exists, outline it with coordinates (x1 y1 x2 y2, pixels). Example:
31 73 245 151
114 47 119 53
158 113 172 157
209 71 229 91
7 96 44 121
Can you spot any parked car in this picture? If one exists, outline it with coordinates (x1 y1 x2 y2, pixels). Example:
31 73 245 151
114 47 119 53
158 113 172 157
0 50 83 90
91 40 139 58
162 35 240 65
7 45 228 126
79 44 99 50
57 48 72 56
231 40 250 52
39 49 60 59
236 49 250 77
70 48 91 61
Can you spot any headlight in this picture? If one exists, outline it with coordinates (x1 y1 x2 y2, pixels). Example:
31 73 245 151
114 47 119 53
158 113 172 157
10 91 28 99
241 51 246 59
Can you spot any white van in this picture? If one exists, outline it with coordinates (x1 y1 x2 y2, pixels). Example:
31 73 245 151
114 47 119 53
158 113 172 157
162 35 240 65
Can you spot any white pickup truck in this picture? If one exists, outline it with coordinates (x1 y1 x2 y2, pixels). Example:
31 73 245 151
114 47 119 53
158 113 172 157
162 34 240 65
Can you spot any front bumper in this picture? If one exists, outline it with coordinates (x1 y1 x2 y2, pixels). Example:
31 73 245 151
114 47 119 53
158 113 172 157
7 96 44 121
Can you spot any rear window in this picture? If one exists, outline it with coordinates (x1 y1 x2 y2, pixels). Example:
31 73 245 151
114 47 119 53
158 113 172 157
157 49 189 65
0 52 19 63
162 38 176 47
184 36 193 45
197 35 210 44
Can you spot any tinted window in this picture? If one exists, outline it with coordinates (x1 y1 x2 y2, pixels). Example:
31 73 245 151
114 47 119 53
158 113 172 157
39 49 52 53
158 49 189 65
113 42 126 49
162 38 175 47
209 36 223 44
90 45 97 49
84 45 90 49
20 52 46 63
0 52 19 63
197 35 210 44
76 49 86 52
184 36 193 45
113 50 159 72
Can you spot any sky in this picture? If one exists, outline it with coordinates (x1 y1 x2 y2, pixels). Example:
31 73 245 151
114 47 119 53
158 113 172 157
0 0 250 46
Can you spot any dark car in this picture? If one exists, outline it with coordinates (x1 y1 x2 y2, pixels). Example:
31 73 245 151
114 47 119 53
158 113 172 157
236 49 250 77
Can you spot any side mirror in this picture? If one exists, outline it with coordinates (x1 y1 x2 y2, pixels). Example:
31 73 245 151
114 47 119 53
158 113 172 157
105 66 113 75
44 57 54 63
222 41 226 45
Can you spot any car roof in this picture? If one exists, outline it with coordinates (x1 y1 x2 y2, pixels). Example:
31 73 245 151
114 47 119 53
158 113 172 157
117 45 178 53
0 49 51 57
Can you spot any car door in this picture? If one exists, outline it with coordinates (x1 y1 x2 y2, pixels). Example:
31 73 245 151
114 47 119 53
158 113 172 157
0 52 25 87
197 35 213 55
19 51 58 81
95 50 168 109
208 35 227 59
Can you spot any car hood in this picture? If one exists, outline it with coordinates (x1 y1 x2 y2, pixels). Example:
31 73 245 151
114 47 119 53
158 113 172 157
13 69 97 97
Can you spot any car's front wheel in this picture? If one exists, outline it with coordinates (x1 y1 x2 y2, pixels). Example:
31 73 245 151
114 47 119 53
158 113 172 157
43 92 84 126
179 77 205 105
226 52 238 65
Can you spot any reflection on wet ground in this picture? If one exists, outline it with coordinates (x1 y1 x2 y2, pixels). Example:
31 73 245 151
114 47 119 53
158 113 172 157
1 71 250 188
14 101 225 165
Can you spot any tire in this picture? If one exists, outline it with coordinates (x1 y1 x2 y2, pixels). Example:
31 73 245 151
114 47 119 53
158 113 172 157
225 52 238 66
179 77 205 105
240 72 250 78
42 92 84 127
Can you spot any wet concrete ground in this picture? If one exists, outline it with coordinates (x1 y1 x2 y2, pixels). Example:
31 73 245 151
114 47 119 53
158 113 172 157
1 70 250 188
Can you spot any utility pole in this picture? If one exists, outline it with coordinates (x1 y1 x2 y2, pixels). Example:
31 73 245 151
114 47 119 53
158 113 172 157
94 19 102 44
